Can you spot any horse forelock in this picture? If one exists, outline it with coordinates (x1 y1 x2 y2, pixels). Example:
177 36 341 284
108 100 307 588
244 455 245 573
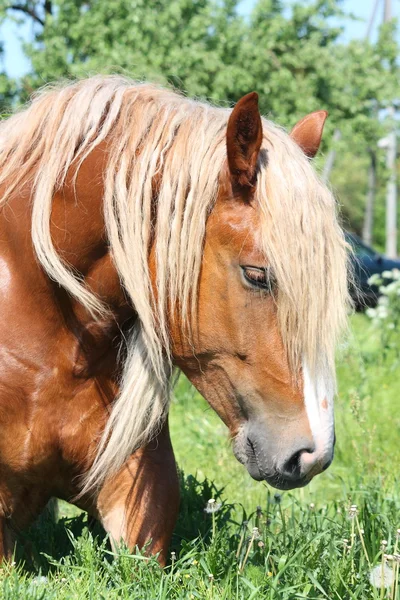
0 76 350 492
255 131 350 383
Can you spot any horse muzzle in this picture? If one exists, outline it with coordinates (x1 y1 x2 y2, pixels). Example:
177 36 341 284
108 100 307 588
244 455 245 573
233 421 335 491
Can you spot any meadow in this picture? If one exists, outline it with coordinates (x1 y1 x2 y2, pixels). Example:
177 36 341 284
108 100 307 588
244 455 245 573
2 312 400 599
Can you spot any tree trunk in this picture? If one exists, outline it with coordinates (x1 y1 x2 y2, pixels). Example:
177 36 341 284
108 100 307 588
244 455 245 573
362 149 376 247
322 129 341 183
385 125 397 257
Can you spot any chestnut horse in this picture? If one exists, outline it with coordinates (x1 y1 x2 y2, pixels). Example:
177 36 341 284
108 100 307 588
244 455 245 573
0 77 349 563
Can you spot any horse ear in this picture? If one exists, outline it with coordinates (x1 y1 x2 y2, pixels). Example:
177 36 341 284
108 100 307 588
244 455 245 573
290 110 328 158
226 92 263 187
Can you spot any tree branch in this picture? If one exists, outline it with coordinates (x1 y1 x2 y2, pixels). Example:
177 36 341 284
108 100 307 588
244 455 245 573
8 4 45 26
44 0 52 16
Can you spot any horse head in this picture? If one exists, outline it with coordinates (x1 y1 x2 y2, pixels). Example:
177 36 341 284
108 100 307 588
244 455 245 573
170 93 345 490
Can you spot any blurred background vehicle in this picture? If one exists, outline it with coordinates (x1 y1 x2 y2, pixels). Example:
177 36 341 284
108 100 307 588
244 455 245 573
346 232 400 309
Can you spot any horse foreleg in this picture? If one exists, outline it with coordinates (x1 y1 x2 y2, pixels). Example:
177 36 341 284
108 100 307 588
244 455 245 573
0 518 16 561
95 424 179 565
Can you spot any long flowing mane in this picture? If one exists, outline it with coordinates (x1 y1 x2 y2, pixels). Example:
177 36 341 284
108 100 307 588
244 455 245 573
0 76 349 492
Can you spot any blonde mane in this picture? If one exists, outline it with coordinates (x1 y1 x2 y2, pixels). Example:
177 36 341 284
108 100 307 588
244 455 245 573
0 76 350 492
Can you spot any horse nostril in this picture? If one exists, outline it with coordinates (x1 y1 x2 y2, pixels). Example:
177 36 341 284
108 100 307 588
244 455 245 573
246 436 256 455
281 446 315 480
282 450 302 478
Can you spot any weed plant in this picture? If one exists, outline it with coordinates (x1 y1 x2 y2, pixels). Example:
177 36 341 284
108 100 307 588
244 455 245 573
1 312 400 599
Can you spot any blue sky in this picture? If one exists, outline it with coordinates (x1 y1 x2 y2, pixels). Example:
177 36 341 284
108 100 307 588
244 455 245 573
0 0 397 78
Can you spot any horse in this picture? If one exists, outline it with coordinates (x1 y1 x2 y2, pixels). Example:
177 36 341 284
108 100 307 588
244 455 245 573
0 76 349 563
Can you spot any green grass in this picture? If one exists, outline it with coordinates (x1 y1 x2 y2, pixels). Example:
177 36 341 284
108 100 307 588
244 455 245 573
2 314 400 599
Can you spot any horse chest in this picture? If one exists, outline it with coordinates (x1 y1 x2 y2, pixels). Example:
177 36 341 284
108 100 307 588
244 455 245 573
0 267 117 494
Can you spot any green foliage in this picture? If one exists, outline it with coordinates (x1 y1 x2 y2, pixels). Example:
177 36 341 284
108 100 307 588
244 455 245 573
0 0 398 243
0 315 397 598
7 479 400 598
366 269 400 362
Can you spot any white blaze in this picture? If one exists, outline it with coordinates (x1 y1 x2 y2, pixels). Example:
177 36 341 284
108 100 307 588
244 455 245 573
302 360 335 462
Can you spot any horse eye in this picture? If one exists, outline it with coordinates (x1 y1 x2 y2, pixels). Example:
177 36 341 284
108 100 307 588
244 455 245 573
241 266 276 293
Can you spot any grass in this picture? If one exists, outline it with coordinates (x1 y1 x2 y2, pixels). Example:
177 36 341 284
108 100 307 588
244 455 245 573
2 313 400 599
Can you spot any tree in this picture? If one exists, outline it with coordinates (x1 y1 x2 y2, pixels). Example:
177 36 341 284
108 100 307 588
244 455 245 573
0 0 398 245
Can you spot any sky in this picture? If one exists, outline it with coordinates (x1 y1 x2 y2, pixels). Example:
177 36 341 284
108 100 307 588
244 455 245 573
0 0 397 78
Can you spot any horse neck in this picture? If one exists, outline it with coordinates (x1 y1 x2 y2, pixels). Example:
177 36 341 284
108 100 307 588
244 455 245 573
1 143 135 380
52 144 138 375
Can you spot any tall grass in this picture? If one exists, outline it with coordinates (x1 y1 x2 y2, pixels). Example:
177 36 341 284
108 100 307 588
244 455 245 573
2 314 400 599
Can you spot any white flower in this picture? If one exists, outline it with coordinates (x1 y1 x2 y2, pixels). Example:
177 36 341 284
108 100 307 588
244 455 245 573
385 281 399 294
204 498 222 514
376 306 388 319
348 505 358 519
369 564 394 589
368 273 382 285
392 269 400 280
382 270 394 279
366 308 376 319
31 576 48 585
